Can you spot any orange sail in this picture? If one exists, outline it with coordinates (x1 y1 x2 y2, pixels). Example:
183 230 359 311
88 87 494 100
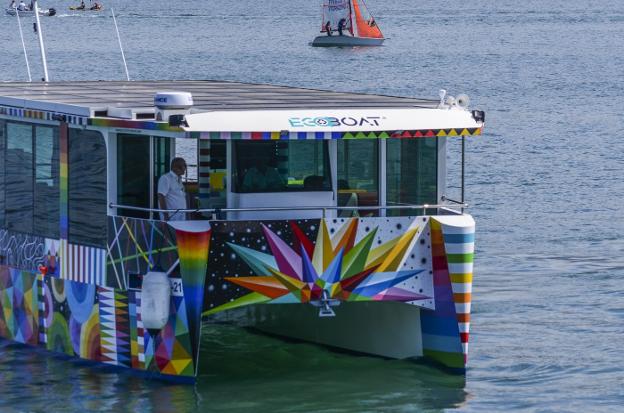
352 0 383 38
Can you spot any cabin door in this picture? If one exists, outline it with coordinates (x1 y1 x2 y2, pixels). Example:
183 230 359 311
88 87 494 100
117 134 170 219
337 140 380 217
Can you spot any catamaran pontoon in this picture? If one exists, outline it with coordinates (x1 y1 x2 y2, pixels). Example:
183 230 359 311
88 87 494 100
0 80 483 381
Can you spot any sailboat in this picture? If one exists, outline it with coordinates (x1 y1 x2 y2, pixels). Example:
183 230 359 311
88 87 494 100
311 0 384 47
5 5 56 16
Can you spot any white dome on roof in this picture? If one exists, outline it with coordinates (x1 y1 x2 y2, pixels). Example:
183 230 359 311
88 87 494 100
154 91 193 109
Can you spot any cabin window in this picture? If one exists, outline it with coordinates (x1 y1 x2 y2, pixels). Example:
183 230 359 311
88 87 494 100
232 141 331 193
34 126 60 238
386 137 437 215
2 122 60 237
68 129 107 247
337 140 379 216
5 123 34 234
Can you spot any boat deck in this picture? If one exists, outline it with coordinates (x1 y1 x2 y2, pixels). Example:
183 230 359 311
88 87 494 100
0 80 439 115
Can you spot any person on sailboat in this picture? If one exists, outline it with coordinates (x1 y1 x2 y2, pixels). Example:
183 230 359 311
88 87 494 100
337 18 346 36
77 0 85 10
28 0 33 10
9 0 16 9
17 0 26 11
325 20 332 36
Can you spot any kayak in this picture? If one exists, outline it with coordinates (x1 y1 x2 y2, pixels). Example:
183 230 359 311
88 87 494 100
5 7 56 16
69 6 103 11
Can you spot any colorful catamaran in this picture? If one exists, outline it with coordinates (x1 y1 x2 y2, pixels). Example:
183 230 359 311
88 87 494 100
311 0 384 47
0 80 483 381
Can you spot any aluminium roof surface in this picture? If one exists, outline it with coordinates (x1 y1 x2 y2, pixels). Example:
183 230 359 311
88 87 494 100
0 80 440 113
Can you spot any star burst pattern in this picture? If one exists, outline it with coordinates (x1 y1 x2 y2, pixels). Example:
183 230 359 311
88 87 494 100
206 219 430 315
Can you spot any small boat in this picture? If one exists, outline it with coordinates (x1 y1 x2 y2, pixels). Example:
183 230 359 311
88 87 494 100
5 6 56 16
311 0 384 47
69 2 103 11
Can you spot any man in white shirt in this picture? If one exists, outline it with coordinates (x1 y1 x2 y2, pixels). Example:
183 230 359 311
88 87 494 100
157 157 187 221
17 0 26 11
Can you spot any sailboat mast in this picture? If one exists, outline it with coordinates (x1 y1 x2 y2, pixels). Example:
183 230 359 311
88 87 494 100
32 0 49 81
348 0 355 36
14 5 32 82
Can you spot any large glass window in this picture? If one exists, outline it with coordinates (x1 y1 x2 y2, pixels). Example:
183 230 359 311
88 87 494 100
337 140 379 216
386 138 437 215
69 129 107 247
34 126 59 238
232 141 331 193
3 122 60 236
5 123 34 233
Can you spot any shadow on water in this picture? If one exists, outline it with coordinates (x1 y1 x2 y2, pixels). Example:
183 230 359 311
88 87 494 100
0 323 467 412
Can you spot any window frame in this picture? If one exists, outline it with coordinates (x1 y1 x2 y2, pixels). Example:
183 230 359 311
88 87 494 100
68 127 107 247
231 140 332 194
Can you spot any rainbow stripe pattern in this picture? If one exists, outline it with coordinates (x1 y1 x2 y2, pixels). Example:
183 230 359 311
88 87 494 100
420 217 475 371
88 118 183 132
59 123 69 239
169 221 212 369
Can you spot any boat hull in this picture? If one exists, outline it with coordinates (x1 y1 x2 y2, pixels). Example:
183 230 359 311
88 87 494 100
69 7 103 11
0 214 474 380
5 7 55 16
218 302 424 359
310 35 385 47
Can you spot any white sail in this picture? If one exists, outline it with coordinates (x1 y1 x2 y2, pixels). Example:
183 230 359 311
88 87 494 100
321 0 352 33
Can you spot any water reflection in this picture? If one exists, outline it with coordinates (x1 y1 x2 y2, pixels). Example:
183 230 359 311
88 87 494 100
1 324 466 412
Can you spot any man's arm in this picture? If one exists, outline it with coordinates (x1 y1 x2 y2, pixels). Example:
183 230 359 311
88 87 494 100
157 176 169 220
158 194 169 221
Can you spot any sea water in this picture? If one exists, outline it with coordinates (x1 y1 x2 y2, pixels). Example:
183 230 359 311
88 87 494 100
1 0 623 411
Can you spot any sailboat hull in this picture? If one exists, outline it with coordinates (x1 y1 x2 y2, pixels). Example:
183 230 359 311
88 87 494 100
5 7 56 16
311 35 384 47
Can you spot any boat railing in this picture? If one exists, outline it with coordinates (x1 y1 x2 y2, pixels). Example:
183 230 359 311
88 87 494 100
109 201 468 221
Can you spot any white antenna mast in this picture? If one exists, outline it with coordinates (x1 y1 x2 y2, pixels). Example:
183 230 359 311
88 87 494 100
14 6 32 82
111 8 130 81
32 0 49 81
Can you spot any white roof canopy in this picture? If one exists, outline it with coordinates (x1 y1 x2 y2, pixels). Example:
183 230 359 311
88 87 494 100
183 107 482 133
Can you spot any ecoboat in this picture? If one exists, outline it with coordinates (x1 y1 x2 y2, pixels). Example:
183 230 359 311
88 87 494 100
0 80 484 381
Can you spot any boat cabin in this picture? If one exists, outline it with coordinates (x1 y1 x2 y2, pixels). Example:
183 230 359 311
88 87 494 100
0 80 483 381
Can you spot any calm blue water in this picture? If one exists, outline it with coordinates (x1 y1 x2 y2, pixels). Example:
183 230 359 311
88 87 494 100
2 0 624 411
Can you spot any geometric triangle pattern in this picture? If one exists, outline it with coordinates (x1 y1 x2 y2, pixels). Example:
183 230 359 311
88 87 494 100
191 128 482 141
8 268 38 346
98 286 121 366
144 293 194 377
128 290 145 370
97 287 131 367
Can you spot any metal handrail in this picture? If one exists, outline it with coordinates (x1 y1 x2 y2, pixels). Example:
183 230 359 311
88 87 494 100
109 201 468 218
